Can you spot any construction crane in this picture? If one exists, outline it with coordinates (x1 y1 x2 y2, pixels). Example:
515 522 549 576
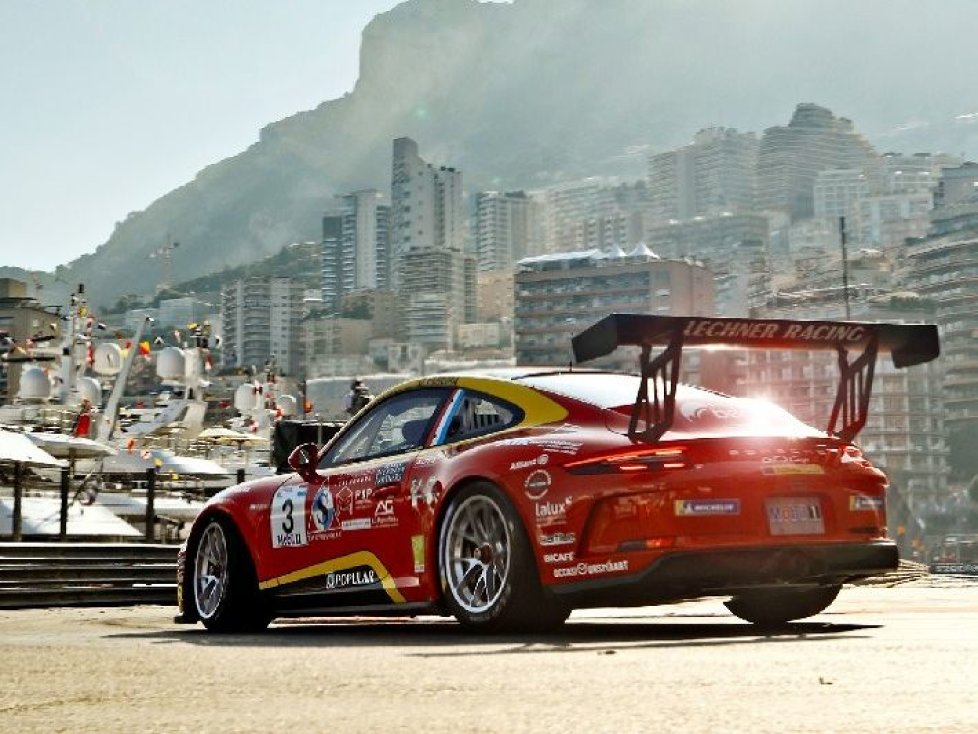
147 238 179 292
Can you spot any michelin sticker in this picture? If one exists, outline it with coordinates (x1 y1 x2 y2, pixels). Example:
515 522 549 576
271 485 308 548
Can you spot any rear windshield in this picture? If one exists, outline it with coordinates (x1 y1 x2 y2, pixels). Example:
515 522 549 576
517 372 819 436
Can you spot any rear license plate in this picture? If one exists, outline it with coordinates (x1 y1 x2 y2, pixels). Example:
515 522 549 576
766 497 824 535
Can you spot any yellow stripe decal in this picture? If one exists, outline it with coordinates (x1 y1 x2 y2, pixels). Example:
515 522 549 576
259 550 406 603
454 376 569 426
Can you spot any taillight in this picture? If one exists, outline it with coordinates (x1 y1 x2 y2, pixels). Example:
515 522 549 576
565 446 687 475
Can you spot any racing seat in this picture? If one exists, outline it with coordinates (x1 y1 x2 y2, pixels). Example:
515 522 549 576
399 419 429 449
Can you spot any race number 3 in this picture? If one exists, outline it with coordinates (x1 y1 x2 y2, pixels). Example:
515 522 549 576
271 486 308 548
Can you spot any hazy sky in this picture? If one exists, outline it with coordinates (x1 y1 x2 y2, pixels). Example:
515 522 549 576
0 0 401 272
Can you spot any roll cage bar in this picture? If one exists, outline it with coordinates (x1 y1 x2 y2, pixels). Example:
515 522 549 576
571 314 940 443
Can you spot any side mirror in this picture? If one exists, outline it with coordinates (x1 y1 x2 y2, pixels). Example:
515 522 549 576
288 443 319 481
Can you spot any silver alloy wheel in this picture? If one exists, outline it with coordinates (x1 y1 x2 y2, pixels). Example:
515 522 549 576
195 522 229 620
442 494 511 614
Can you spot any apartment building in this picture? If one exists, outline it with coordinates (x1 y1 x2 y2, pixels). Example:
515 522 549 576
321 189 391 311
756 103 882 221
514 247 714 368
221 276 304 375
648 127 759 222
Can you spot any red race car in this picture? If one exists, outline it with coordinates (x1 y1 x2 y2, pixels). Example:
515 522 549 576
176 314 939 632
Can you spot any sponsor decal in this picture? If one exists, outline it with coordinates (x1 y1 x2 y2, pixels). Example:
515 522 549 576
535 497 572 526
414 452 441 467
325 567 378 590
497 437 582 455
335 486 354 516
539 532 576 547
761 463 824 476
411 534 425 573
310 487 336 532
849 495 885 512
675 499 740 516
553 559 629 579
410 477 439 509
373 497 398 528
270 486 308 548
543 551 574 564
415 376 459 389
340 518 372 531
682 318 867 345
510 454 549 471
376 461 408 486
680 401 744 422
524 470 551 501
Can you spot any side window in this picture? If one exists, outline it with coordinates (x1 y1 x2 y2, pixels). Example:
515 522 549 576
436 390 522 445
319 388 447 468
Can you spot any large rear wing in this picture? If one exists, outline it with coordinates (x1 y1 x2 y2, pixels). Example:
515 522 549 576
572 314 940 443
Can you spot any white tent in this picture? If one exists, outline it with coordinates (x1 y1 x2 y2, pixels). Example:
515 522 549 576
25 432 117 459
0 429 66 467
0 496 140 537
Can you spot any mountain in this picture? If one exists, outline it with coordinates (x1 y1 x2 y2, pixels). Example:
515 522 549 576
59 0 978 308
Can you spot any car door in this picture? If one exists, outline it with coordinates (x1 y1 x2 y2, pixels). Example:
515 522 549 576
269 387 450 611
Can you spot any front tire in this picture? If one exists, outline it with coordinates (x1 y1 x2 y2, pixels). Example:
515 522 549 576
724 584 842 627
192 516 271 632
439 482 568 632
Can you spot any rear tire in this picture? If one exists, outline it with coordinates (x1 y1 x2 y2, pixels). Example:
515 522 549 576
439 482 568 633
192 515 271 632
724 585 841 627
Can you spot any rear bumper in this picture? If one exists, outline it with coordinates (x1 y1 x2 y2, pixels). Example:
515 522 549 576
548 541 898 608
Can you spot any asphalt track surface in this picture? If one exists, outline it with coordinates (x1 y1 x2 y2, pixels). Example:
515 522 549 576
1 579 977 733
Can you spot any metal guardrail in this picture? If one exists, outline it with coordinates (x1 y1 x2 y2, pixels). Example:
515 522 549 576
0 542 178 609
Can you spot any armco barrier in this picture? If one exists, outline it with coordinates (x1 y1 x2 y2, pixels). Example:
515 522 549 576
0 542 178 609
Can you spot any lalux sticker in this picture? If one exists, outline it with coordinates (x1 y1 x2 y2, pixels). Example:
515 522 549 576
271 485 307 548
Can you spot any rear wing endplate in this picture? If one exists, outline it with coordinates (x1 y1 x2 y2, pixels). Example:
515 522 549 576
571 314 940 443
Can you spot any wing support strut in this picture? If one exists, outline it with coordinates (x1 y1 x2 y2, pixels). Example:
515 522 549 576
828 336 878 443
629 327 684 442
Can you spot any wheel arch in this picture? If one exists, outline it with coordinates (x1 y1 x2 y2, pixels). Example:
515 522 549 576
433 473 546 591
184 507 260 612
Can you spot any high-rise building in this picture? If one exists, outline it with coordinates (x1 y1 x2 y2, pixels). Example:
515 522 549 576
390 137 464 264
398 248 467 352
533 178 650 254
648 127 759 222
390 137 467 349
933 161 978 211
756 103 882 221
901 206 978 474
221 277 304 375
475 191 543 271
321 189 390 311
513 247 714 367
813 168 870 221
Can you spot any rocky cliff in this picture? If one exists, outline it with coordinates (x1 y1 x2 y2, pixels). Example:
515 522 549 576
59 0 978 308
